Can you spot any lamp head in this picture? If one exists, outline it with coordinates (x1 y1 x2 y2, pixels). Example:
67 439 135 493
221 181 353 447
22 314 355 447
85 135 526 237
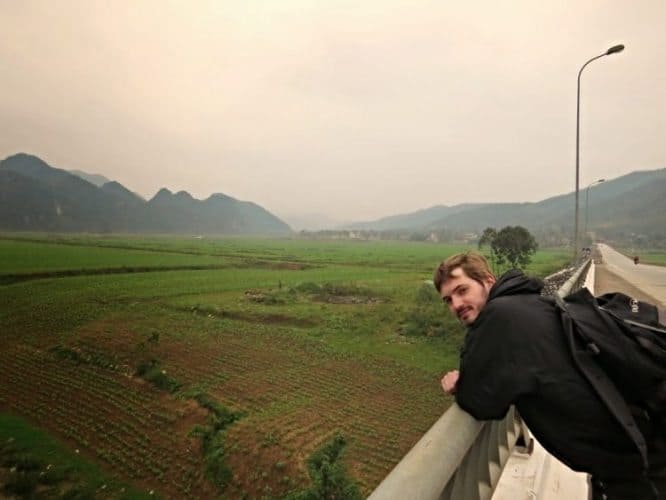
606 44 625 55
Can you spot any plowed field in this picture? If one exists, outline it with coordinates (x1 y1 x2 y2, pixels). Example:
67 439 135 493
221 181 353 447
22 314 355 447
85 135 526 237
0 236 569 498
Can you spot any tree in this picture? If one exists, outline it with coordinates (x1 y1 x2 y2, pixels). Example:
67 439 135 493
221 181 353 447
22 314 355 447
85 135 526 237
491 226 538 271
478 227 497 249
478 227 498 272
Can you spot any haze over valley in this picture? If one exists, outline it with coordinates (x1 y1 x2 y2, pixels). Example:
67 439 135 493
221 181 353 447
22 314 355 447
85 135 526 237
1 152 664 248
2 2 666 226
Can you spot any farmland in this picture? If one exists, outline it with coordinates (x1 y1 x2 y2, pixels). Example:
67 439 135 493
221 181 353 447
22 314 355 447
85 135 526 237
0 234 571 498
616 247 666 267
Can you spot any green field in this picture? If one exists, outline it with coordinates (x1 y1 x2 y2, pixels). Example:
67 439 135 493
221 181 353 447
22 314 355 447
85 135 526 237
617 248 666 267
0 234 570 498
0 414 151 499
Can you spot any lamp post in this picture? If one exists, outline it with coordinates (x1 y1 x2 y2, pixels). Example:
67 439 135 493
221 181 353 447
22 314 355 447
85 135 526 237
574 44 624 260
585 178 605 240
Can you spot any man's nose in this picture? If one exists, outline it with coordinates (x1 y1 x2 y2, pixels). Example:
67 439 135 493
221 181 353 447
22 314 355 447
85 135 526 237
450 296 462 310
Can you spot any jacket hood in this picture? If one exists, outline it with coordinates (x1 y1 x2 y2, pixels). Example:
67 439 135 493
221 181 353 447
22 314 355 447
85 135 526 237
488 269 543 301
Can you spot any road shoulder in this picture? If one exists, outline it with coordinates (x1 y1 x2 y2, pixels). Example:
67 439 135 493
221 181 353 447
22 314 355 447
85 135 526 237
594 264 664 307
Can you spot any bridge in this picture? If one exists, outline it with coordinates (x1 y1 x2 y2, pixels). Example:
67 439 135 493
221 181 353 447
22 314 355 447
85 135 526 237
370 244 665 500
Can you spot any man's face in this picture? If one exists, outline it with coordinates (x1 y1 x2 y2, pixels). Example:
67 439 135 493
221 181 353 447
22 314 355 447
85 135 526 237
439 267 495 326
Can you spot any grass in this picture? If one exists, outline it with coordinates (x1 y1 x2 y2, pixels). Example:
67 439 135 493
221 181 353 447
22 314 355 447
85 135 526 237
617 248 666 267
285 433 362 500
0 237 228 274
0 413 152 499
0 233 573 497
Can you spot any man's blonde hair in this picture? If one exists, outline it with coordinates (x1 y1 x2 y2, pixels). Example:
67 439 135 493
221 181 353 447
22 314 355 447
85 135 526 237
433 251 494 293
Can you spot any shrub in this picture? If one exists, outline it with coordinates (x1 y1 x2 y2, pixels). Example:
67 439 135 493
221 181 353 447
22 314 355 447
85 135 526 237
39 466 70 485
135 360 181 393
11 452 42 472
284 433 362 500
187 392 244 491
3 472 40 497
50 345 119 371
293 282 322 294
400 284 452 337
203 434 233 489
60 485 96 499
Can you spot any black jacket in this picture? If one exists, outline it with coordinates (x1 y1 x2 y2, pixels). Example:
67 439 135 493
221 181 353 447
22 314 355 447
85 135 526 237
455 270 657 478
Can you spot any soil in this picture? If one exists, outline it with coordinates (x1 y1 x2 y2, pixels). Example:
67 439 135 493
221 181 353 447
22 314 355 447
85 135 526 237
1 308 443 499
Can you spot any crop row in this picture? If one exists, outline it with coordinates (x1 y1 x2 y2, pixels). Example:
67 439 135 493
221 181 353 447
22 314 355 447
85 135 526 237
130 323 440 488
0 347 211 497
2 319 444 499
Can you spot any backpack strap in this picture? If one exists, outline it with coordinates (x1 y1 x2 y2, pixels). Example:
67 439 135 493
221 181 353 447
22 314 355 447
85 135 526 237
555 293 600 353
555 293 650 471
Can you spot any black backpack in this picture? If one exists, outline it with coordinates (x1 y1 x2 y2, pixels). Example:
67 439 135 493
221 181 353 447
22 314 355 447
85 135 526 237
554 288 666 474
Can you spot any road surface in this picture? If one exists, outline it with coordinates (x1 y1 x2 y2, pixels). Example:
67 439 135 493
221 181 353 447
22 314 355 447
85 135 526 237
597 243 666 307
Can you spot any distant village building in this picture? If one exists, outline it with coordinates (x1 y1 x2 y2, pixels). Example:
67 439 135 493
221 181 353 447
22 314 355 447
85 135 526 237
463 232 478 244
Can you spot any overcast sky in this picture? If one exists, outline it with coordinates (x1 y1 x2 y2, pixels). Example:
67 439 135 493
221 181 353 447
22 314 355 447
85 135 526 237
1 1 665 226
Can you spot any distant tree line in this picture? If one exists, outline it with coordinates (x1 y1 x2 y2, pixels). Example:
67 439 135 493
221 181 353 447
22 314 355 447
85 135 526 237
297 224 666 252
297 228 471 242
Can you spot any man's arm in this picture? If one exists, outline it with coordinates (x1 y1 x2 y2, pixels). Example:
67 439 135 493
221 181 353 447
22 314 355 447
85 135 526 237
453 304 537 420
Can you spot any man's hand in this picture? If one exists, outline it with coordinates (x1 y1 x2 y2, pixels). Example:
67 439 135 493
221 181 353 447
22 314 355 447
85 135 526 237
441 370 459 395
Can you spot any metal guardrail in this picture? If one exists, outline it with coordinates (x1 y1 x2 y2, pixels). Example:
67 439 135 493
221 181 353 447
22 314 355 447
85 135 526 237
369 259 593 500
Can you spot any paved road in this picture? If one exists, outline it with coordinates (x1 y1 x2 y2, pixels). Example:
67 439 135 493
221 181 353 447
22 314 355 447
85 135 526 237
597 243 666 306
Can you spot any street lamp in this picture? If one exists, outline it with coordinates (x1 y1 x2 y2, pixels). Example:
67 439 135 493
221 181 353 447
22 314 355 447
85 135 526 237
574 44 624 260
585 178 605 239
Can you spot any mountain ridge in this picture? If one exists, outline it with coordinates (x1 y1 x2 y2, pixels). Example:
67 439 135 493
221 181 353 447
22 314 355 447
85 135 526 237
0 153 291 235
340 167 666 241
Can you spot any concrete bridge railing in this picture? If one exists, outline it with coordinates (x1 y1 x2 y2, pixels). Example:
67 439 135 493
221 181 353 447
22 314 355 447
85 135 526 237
369 259 592 500
368 404 527 500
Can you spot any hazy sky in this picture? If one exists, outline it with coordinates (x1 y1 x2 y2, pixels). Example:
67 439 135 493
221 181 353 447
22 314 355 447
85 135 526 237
1 1 665 225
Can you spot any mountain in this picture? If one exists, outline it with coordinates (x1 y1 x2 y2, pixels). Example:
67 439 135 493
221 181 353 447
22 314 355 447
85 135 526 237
69 169 111 187
343 168 666 241
0 169 63 231
0 153 292 235
101 181 145 206
0 153 134 232
344 204 485 230
4 152 662 239
204 194 292 234
279 213 352 231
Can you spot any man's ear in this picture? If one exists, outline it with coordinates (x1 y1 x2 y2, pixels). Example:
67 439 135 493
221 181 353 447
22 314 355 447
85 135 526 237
484 274 496 288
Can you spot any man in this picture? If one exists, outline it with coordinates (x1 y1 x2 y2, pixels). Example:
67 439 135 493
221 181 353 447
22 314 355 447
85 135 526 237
435 251 664 500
